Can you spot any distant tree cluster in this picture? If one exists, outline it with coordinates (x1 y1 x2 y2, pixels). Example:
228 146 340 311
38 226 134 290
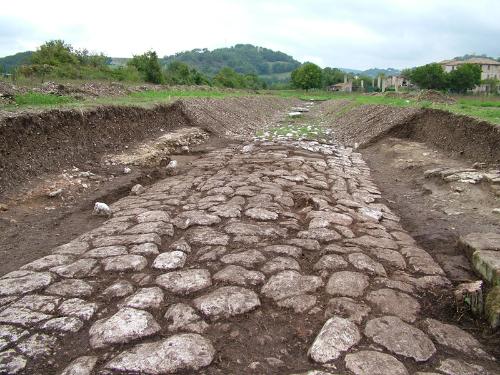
402 63 482 93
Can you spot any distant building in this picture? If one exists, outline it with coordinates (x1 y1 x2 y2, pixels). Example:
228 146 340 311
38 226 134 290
328 81 352 92
439 57 500 93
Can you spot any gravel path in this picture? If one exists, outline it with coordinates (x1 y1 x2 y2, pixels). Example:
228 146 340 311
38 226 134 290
0 120 497 374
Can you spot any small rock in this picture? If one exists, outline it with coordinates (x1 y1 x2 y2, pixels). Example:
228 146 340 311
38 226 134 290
152 251 187 270
193 286 260 320
164 303 208 333
121 287 164 310
131 184 145 195
156 269 212 295
93 202 112 217
48 188 63 198
326 271 369 298
345 350 409 375
123 167 131 174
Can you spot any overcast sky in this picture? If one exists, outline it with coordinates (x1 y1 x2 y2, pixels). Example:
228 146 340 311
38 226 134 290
1 0 499 70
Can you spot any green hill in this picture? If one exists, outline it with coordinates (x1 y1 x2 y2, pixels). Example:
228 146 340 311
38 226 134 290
0 51 33 73
161 44 300 84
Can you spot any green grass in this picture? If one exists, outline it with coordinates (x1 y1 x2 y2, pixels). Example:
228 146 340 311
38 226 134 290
14 92 76 106
256 122 331 141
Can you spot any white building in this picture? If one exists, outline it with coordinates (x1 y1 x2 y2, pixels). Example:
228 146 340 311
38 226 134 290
440 57 500 93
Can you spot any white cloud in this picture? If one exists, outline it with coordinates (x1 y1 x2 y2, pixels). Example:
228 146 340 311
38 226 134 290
1 0 499 69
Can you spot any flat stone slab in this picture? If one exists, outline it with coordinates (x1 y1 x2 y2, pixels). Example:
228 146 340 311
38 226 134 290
17 332 57 359
59 356 98 375
313 254 348 271
459 232 500 258
102 280 135 298
58 298 98 321
325 297 371 324
93 233 161 247
347 253 387 277
193 286 260 320
83 246 128 258
0 272 54 296
0 307 52 327
472 250 500 286
365 316 436 362
101 255 148 272
156 269 212 295
50 258 98 278
9 295 60 314
173 210 221 229
261 245 302 258
225 222 287 238
326 271 369 298
244 208 279 221
308 317 361 363
121 287 164 310
152 251 187 270
164 303 208 333
366 288 420 322
277 294 316 313
261 270 323 301
422 318 492 359
345 350 408 375
45 279 94 297
213 265 265 286
20 254 75 271
261 256 300 274
39 316 84 333
220 250 266 268
436 358 489 375
104 333 215 374
186 227 229 246
89 307 161 348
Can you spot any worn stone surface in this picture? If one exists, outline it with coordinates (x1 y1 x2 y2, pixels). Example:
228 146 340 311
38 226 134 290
104 334 215 374
89 307 161 348
0 349 27 374
45 279 93 297
366 288 420 322
101 255 148 272
261 270 323 301
437 358 489 375
365 316 436 361
164 303 208 333
59 356 98 375
345 350 409 375
213 265 265 286
325 297 371 324
261 256 300 274
156 269 212 295
0 272 54 296
58 298 98 321
121 287 164 310
326 271 369 298
152 251 187 270
193 286 260 319
277 294 316 313
308 317 361 363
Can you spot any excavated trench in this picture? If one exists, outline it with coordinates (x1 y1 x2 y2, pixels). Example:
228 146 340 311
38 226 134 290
0 97 499 374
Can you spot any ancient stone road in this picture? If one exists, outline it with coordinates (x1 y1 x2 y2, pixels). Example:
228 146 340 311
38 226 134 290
0 139 498 374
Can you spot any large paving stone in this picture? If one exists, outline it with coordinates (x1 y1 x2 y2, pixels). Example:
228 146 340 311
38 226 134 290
164 303 208 333
345 350 409 375
213 265 265 286
20 254 75 271
173 210 221 229
104 334 215 374
58 298 98 321
347 253 387 276
102 280 135 299
0 307 52 327
347 235 398 250
59 356 98 375
9 295 60 314
124 221 174 236
0 272 54 296
16 333 58 359
365 316 436 362
313 254 348 271
261 245 302 258
297 228 341 243
325 297 371 324
45 279 94 297
326 271 369 298
0 325 29 351
83 246 128 258
186 227 229 246
39 316 84 334
459 232 500 258
472 250 500 286
225 222 287 238
92 233 161 247
152 251 187 270
156 269 212 295
101 255 148 272
220 249 266 268
437 358 489 375
245 208 279 221
261 270 323 301
193 286 260 320
422 318 492 359
366 288 420 322
307 211 353 227
261 256 300 274
137 210 170 223
277 294 317 313
89 307 161 348
121 287 164 310
50 258 98 278
308 317 361 363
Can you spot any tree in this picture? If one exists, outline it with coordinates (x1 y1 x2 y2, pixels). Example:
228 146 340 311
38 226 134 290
31 40 79 66
213 67 244 88
127 50 164 84
447 63 481 93
406 63 447 90
322 67 344 87
291 62 323 90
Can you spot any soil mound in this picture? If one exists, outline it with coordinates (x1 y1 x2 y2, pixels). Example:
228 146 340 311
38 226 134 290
416 90 456 104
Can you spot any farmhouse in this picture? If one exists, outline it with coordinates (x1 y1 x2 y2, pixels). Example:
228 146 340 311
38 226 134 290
439 57 500 93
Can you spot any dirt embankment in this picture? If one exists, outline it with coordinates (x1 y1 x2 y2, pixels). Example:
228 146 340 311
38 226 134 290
318 101 500 164
0 96 295 195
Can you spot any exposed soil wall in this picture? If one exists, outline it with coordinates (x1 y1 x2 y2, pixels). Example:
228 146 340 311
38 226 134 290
0 96 294 194
389 108 500 164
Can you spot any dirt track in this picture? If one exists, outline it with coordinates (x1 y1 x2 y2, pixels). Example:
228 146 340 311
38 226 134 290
0 97 499 374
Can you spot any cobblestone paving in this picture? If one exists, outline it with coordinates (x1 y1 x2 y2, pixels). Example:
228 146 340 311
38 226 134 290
0 139 498 374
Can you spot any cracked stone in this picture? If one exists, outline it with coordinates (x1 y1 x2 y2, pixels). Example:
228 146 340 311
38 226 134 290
152 251 187 270
365 248 406 269
9 295 60 314
307 211 353 227
326 271 369 298
214 265 265 286
58 298 98 321
0 272 54 296
297 228 341 243
102 255 148 272
193 286 260 320
0 307 52 327
325 297 371 324
121 287 164 310
89 307 161 348
277 294 316 313
169 238 192 253
308 317 361 363
137 211 170 223
261 245 302 258
198 246 227 261
366 288 420 323
45 279 94 297
261 256 300 274
261 270 323 301
20 254 75 271
124 221 174 236
102 280 135 298
59 356 98 375
245 208 279 221
313 254 348 271
365 316 436 362
50 258 98 278
345 350 408 375
0 326 29 351
220 250 266 268
348 253 387 276
422 318 492 360
130 242 160 256
156 269 212 295
164 303 208 333
104 333 215 374
39 316 84 333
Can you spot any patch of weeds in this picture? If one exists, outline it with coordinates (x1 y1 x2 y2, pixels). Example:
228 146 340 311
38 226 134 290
256 123 332 142
14 92 75 106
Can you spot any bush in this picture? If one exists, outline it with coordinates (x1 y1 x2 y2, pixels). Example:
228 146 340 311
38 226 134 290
291 62 323 90
127 51 164 84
